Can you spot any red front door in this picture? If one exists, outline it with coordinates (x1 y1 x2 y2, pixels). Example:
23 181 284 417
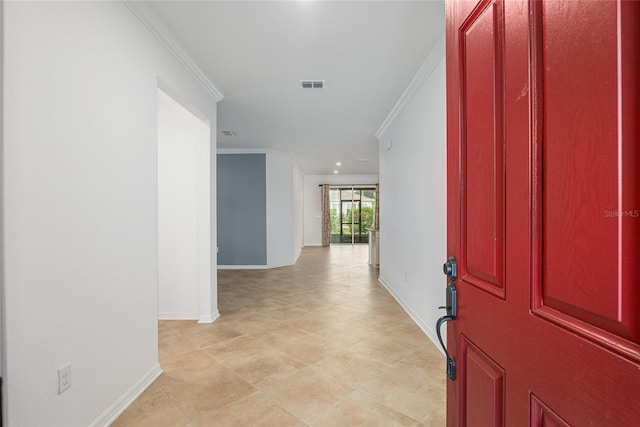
446 0 640 425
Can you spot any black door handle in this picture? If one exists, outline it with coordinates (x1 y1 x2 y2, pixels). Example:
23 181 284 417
436 280 457 380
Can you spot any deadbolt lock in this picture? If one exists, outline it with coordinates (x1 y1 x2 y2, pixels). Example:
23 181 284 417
443 256 457 281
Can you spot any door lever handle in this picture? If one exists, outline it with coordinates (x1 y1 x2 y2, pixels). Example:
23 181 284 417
436 282 457 380
437 315 456 380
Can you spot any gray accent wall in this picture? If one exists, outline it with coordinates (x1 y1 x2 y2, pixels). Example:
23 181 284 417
217 154 267 265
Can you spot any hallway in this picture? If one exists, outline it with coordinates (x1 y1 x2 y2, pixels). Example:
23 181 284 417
114 245 446 426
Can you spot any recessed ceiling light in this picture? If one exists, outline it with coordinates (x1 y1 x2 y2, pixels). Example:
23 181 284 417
221 130 237 136
334 170 339 174
336 162 341 166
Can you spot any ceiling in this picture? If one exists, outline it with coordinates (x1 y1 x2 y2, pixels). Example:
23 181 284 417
148 1 445 175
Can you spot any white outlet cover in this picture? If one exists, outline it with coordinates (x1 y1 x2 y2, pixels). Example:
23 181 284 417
58 364 72 394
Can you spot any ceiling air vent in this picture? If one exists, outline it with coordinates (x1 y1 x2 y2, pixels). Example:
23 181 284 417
300 80 325 89
221 130 237 136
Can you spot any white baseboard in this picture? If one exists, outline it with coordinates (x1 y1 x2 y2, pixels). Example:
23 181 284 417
217 265 268 270
158 313 198 320
303 244 323 247
198 310 220 324
90 363 163 427
378 276 445 357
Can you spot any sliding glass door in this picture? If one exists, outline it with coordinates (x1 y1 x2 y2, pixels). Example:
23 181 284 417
329 187 376 244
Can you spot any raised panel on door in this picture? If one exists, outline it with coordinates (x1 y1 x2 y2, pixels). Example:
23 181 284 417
531 0 640 356
460 337 504 427
529 395 570 427
460 0 506 299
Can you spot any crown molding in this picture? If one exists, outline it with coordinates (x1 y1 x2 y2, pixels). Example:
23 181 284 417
217 148 268 155
122 0 224 102
217 148 296 158
375 35 445 139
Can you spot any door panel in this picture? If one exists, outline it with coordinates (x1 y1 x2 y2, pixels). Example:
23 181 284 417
461 0 506 297
531 0 640 346
529 395 570 427
446 0 640 425
461 338 505 427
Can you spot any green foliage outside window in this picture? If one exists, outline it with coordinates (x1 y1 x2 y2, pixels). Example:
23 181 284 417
329 188 376 243
330 208 340 234
337 205 375 234
361 205 374 230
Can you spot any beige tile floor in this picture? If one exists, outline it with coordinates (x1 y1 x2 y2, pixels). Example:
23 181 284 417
113 245 446 427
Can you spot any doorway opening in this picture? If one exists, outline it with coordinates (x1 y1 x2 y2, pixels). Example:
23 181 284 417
329 187 376 244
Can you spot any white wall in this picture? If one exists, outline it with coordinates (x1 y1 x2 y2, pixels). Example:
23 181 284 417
266 152 294 268
266 151 305 268
377 38 447 349
0 0 4 394
302 174 379 246
292 161 304 261
3 2 218 426
157 90 210 320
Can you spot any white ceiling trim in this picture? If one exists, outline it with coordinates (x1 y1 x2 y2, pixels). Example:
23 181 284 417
375 35 445 139
217 148 296 158
122 0 224 102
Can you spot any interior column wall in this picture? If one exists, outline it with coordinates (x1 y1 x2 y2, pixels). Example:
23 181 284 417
157 89 210 320
266 152 295 268
292 161 304 261
3 2 218 425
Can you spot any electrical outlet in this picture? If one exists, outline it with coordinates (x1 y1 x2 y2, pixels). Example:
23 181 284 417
58 364 71 394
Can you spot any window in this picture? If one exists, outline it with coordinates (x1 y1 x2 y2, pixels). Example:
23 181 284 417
329 187 376 244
